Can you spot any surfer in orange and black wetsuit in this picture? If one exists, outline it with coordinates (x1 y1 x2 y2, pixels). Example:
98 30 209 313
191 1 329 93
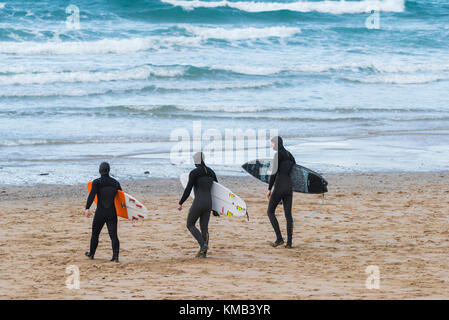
267 136 296 249
85 162 122 262
178 152 217 258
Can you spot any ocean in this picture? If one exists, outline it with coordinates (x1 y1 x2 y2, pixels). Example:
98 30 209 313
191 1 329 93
0 0 448 185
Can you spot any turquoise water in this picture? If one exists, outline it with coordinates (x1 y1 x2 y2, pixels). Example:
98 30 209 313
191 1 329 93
0 0 448 184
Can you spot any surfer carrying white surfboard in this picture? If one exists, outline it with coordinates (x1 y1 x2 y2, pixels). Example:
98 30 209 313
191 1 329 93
266 137 296 249
178 152 217 258
85 162 122 262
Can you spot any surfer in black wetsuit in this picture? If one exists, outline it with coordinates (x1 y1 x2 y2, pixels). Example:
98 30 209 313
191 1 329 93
85 162 122 262
178 152 217 258
267 136 296 249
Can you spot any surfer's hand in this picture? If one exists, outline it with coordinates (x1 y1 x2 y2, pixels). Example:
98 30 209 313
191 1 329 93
266 190 271 199
85 209 91 218
177 205 182 211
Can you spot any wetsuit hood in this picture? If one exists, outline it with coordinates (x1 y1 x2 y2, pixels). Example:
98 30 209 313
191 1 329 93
271 136 284 151
99 162 110 176
193 152 206 167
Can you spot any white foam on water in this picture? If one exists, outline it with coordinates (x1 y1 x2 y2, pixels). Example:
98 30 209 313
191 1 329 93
183 25 301 40
161 0 405 14
0 139 53 147
0 79 275 97
0 65 185 85
211 62 449 76
0 26 301 55
0 36 202 55
346 73 449 84
156 80 274 90
0 87 111 98
2 61 449 81
369 62 449 74
171 104 275 112
212 64 285 75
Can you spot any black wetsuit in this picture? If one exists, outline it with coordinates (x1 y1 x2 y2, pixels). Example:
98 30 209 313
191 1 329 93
267 145 296 245
86 174 122 258
179 164 217 248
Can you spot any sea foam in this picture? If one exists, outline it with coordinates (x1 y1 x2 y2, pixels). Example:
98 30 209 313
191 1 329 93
160 0 405 14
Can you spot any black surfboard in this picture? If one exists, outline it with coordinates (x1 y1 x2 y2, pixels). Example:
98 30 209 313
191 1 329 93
242 159 328 194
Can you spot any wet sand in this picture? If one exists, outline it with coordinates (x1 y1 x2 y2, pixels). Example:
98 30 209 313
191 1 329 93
0 172 448 299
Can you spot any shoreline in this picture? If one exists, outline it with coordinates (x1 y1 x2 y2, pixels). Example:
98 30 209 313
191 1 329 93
1 171 448 299
1 170 448 190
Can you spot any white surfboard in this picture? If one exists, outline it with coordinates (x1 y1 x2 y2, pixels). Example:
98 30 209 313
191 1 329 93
180 173 248 220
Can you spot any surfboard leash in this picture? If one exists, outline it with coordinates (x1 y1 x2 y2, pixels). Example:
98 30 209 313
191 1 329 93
293 193 325 227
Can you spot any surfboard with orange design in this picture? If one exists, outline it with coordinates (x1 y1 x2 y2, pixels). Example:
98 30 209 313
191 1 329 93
87 181 148 223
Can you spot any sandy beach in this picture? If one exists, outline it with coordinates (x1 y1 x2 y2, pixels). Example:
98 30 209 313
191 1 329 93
0 172 448 300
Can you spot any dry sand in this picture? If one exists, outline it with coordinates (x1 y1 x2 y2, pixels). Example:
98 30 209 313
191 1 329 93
0 173 448 299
